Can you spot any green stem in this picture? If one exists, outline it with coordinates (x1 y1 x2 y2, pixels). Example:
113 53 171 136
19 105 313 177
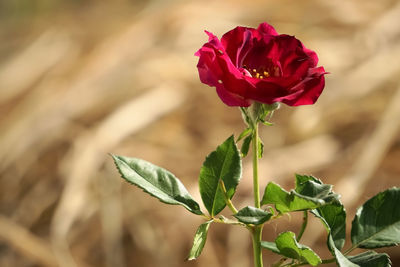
252 226 263 267
252 124 260 208
201 214 247 227
251 123 263 267
213 217 245 226
296 211 308 242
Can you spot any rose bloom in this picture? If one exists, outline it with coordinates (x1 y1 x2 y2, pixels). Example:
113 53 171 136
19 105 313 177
195 22 326 107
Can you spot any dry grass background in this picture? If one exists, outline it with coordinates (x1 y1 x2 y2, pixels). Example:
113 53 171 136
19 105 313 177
0 0 400 266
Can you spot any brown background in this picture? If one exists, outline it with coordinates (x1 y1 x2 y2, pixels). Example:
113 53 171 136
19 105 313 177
0 0 399 266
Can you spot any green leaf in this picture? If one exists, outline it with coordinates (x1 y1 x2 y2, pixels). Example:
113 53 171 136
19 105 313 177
348 251 391 267
233 206 272 225
261 182 325 213
237 128 251 142
199 136 242 216
328 234 359 267
313 207 349 265
296 174 346 249
351 187 400 249
295 174 340 203
274 231 321 266
295 174 322 191
112 155 202 215
261 241 280 253
186 221 212 260
240 135 252 157
312 201 346 250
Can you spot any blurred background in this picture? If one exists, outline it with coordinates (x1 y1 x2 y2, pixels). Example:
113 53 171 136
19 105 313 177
0 0 399 266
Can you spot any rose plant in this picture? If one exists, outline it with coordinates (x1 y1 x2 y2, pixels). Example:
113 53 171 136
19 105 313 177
112 22 399 267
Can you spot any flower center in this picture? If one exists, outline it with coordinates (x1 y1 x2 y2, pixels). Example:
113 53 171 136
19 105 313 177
244 66 270 79
243 65 281 79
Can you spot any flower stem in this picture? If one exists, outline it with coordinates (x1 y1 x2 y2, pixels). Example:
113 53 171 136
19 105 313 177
251 123 263 267
252 124 261 209
296 211 308 242
252 226 263 267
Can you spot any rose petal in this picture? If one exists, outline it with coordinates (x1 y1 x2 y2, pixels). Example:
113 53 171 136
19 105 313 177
196 30 256 106
221 27 255 67
215 82 251 106
257 22 278 36
280 69 326 106
195 46 220 86
245 79 286 104
301 45 319 66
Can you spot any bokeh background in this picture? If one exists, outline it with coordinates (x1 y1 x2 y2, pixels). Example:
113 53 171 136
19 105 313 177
1 0 399 266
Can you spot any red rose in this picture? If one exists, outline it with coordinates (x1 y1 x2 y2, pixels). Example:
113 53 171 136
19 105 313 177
195 22 327 107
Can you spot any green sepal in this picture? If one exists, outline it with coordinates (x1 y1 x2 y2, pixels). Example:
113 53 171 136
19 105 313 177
199 135 242 216
233 206 272 225
258 137 264 158
260 119 274 126
351 187 400 249
348 251 391 267
274 231 322 266
236 128 252 142
240 102 278 127
254 102 279 124
240 107 252 127
240 135 252 157
112 155 202 215
186 221 212 261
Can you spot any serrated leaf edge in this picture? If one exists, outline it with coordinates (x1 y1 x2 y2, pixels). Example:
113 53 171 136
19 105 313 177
112 154 202 215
